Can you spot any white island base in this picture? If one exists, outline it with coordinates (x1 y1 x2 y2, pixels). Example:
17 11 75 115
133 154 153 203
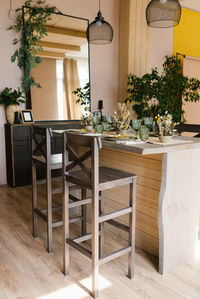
100 137 200 274
159 149 200 274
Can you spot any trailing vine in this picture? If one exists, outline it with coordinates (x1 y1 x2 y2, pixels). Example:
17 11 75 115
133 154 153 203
9 0 58 93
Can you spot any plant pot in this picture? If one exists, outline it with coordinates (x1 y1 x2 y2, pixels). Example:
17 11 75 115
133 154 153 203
6 105 19 124
159 135 172 143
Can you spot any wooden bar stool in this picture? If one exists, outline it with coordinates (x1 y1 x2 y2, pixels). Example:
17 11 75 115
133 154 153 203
32 126 85 253
62 132 137 298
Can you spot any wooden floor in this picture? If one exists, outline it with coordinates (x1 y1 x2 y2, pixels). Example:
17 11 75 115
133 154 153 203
0 184 200 299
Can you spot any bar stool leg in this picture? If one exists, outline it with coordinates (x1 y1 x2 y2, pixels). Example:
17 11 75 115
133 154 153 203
99 191 104 258
32 160 38 238
81 188 87 236
46 167 52 253
63 180 70 276
128 178 136 279
92 190 99 298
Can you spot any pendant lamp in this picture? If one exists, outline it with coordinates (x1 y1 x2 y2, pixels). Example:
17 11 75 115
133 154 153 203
146 0 182 28
86 0 113 44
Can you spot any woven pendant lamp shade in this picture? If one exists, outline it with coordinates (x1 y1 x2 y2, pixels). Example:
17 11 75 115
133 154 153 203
86 1 113 44
146 0 182 28
86 11 113 44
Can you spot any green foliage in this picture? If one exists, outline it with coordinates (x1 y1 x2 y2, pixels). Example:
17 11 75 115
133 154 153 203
126 69 160 119
0 87 25 107
9 0 57 93
126 56 200 123
72 82 90 110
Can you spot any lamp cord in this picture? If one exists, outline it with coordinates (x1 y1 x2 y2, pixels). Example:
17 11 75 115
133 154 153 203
99 0 101 11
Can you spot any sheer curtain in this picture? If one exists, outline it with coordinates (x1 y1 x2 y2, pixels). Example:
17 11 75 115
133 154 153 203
63 58 82 119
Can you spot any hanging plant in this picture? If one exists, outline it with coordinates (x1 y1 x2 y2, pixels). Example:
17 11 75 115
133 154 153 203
8 0 58 93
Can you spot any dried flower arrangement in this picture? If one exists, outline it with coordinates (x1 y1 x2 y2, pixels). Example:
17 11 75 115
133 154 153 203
155 112 176 136
113 103 130 135
81 112 94 127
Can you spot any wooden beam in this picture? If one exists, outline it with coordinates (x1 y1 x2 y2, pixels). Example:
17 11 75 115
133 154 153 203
44 26 86 38
38 41 81 52
37 51 65 59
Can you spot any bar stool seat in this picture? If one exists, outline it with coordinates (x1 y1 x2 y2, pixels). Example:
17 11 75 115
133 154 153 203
62 132 137 298
67 166 134 190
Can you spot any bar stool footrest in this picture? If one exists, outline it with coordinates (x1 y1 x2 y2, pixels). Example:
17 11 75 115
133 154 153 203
66 238 92 259
107 219 129 232
99 207 132 223
72 231 101 244
99 246 131 265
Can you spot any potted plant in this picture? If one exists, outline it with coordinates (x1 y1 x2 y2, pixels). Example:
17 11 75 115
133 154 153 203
126 56 200 123
126 69 160 119
0 87 25 124
155 112 176 143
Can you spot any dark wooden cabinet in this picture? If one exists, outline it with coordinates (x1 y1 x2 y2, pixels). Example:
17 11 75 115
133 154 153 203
5 121 80 187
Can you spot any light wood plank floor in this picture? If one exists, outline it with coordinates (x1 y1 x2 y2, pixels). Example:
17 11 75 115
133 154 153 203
0 184 200 299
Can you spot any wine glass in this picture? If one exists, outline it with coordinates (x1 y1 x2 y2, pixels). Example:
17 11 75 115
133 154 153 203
132 119 142 139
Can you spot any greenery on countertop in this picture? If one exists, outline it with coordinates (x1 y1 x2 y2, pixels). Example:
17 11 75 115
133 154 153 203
126 56 200 123
8 0 58 93
0 87 25 107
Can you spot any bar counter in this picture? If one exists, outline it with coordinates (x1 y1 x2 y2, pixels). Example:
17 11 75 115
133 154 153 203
54 131 200 274
100 136 200 274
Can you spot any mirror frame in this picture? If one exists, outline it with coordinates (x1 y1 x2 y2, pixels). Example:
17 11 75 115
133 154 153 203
22 6 91 116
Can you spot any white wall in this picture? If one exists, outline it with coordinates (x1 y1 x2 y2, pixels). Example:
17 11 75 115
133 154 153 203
0 0 119 185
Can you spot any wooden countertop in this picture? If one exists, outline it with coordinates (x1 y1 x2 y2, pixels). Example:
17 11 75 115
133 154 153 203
53 130 200 155
102 136 200 155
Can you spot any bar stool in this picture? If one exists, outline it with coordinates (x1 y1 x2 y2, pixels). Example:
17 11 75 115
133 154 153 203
32 126 86 253
62 132 137 298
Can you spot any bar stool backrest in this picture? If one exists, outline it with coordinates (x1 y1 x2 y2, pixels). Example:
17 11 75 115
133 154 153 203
32 126 53 163
63 132 102 189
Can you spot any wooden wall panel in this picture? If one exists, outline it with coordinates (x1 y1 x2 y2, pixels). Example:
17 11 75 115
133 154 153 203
100 148 162 257
118 0 150 101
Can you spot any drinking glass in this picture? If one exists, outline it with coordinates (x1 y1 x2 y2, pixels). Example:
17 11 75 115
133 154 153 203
105 115 114 124
92 115 100 126
144 117 153 131
95 124 103 133
132 119 142 139
140 125 149 141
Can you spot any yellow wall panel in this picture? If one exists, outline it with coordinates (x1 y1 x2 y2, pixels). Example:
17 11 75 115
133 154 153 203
173 8 200 58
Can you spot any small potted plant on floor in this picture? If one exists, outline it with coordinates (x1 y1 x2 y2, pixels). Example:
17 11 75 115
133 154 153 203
0 87 25 124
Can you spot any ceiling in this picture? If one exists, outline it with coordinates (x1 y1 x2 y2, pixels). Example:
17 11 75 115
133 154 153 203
180 0 200 12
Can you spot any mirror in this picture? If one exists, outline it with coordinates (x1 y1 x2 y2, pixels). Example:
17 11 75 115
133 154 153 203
25 11 90 120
